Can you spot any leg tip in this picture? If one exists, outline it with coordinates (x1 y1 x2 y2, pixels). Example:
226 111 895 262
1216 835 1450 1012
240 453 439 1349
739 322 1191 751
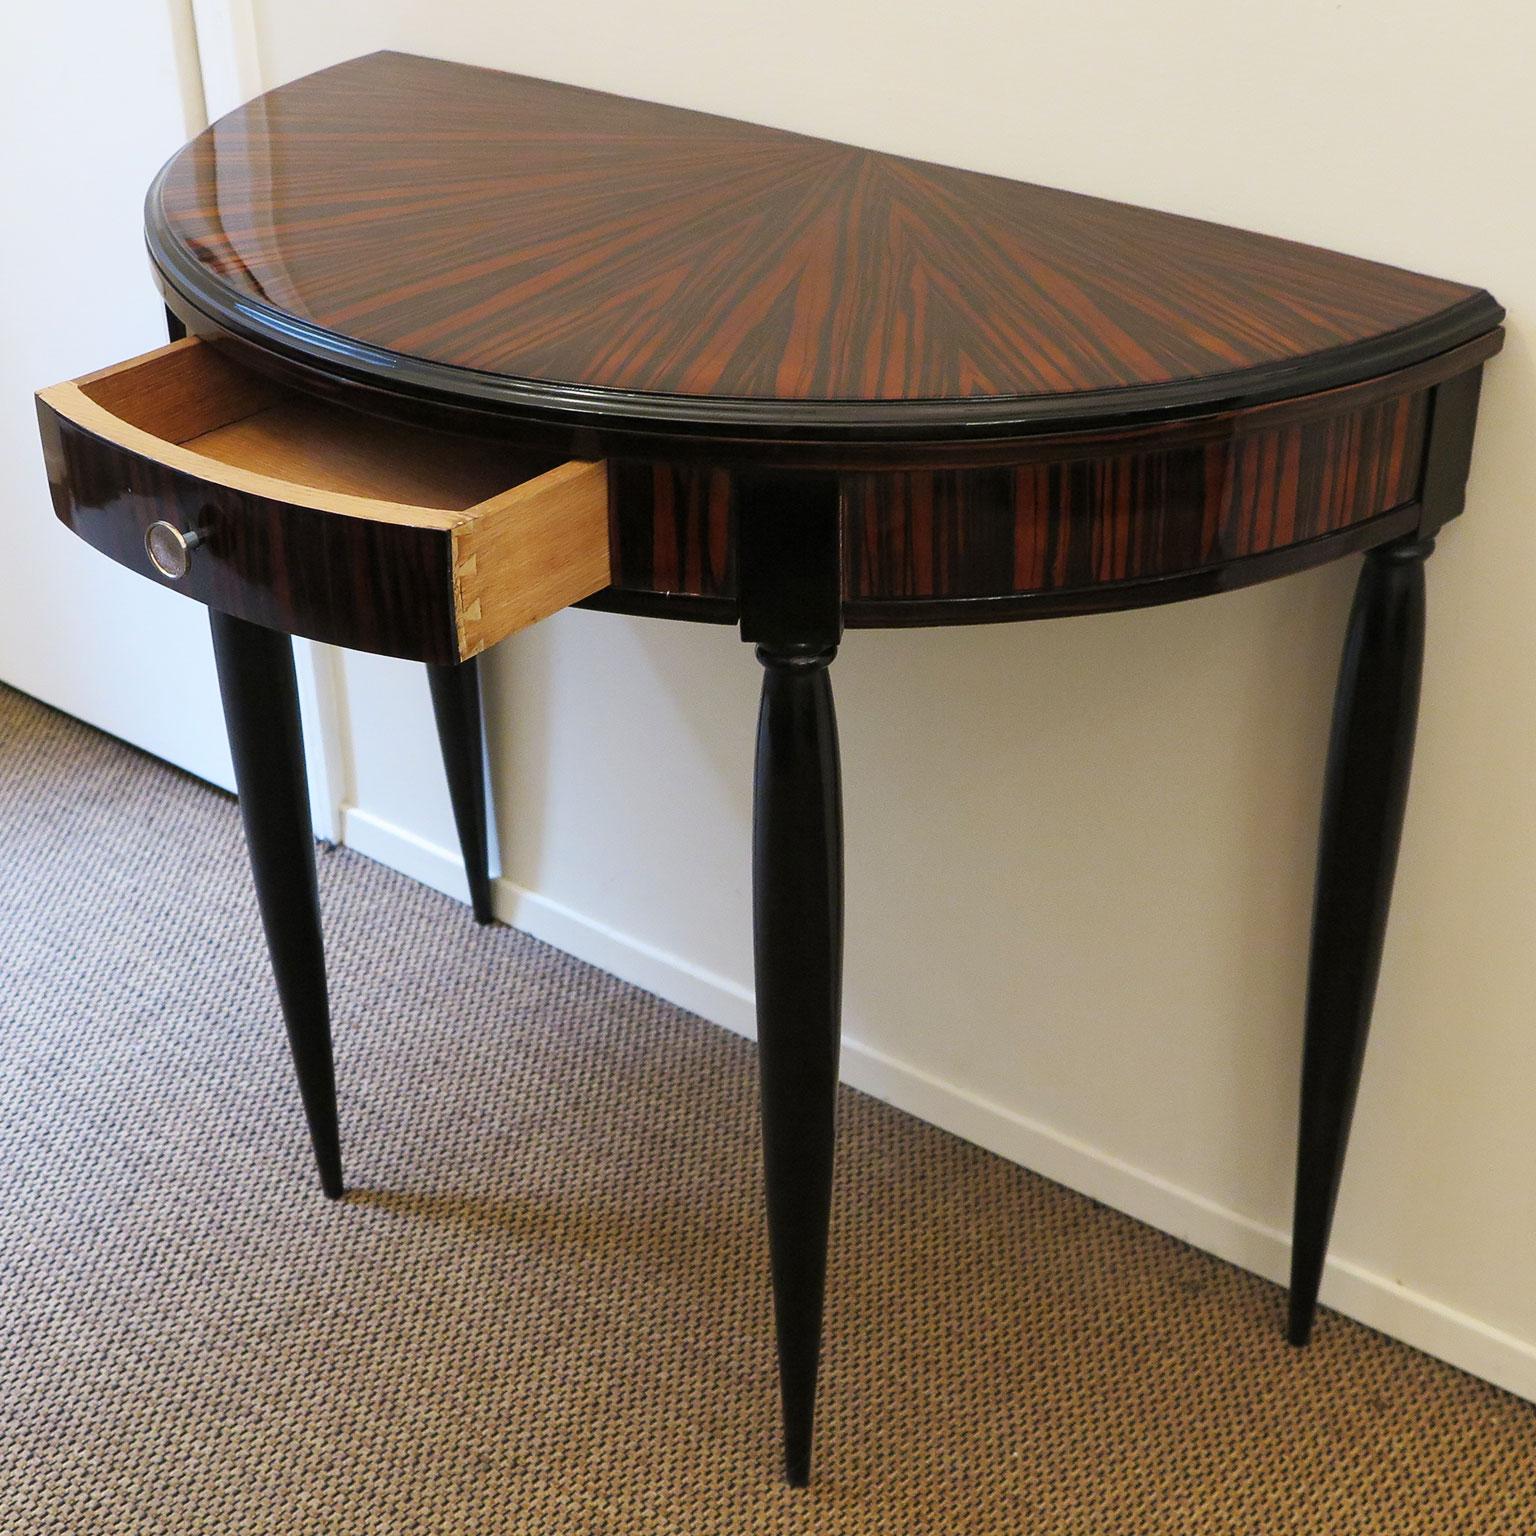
782 1425 813 1487
1286 1306 1315 1348
315 1152 345 1201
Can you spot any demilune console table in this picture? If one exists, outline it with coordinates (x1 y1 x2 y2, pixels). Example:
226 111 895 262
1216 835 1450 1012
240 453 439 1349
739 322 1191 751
34 51 1503 1485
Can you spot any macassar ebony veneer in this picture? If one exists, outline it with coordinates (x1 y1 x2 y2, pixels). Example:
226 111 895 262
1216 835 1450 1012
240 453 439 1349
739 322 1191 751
36 338 609 664
593 337 1492 625
145 51 1495 439
34 49 1503 1490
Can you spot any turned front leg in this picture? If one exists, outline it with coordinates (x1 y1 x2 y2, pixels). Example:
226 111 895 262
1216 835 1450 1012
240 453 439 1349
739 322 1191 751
1288 536 1431 1343
737 470 844 1485
209 610 343 1198
753 642 843 1487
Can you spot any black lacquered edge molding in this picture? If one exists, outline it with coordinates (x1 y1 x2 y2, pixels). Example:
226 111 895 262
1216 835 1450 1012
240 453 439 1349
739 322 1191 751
841 504 1424 629
145 169 1503 448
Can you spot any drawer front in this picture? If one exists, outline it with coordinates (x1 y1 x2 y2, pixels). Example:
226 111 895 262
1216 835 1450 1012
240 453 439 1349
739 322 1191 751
37 399 462 663
35 338 611 664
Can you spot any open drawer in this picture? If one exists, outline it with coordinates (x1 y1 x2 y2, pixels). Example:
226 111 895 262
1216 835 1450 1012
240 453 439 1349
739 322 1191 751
35 338 610 663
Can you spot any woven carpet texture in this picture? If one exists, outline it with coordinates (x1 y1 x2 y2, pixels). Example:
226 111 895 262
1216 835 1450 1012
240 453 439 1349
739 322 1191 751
2 682 1533 1534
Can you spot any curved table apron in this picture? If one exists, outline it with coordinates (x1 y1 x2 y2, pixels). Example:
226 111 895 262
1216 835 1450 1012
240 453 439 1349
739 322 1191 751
34 50 1504 1487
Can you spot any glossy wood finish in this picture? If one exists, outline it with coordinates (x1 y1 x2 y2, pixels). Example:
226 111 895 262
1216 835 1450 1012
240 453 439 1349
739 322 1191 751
209 610 342 1198
428 659 495 925
76 48 1502 1487
40 387 460 661
35 340 609 663
149 51 1500 450
1289 535 1431 1344
593 346 1496 627
1419 366 1487 535
753 646 843 1487
741 473 845 1485
162 307 502 933
607 461 734 600
845 388 1427 602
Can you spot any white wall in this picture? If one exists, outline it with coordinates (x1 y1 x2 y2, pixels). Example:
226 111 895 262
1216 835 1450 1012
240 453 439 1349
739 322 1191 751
239 1 1536 1395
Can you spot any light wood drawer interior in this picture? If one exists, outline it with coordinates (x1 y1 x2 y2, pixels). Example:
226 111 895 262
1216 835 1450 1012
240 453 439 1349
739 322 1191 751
36 338 609 661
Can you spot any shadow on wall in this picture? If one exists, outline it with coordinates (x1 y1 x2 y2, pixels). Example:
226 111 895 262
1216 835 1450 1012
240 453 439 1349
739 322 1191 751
482 549 1358 1223
440 331 1536 1364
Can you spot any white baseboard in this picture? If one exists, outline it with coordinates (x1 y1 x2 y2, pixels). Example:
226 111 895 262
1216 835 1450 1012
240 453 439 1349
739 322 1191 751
338 801 1536 1405
341 804 480 900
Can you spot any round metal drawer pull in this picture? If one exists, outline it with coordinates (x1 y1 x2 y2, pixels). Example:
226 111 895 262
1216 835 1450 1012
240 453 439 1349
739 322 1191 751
144 521 206 581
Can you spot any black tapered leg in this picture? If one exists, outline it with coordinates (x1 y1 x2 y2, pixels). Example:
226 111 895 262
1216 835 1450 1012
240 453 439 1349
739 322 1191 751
427 658 495 925
753 643 843 1486
1288 536 1432 1344
209 610 343 1198
737 471 843 1486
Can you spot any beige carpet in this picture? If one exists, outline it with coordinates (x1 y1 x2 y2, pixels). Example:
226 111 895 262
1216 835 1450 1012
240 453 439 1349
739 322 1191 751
1 681 1533 1534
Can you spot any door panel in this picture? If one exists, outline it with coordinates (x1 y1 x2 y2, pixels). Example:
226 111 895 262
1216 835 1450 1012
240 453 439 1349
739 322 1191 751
0 0 233 788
